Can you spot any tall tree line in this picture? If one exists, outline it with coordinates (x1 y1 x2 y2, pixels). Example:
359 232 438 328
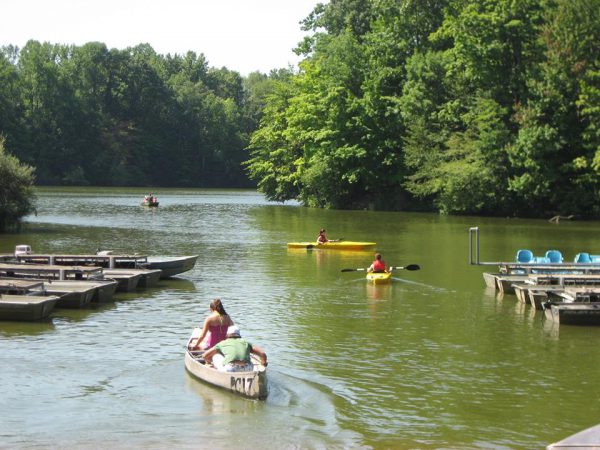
246 0 600 217
0 41 283 187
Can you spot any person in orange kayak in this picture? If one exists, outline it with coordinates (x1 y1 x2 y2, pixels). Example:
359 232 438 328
367 253 388 273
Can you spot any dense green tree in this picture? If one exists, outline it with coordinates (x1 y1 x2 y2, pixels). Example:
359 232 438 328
508 0 600 216
0 47 21 152
400 0 544 214
246 79 302 201
0 40 262 189
0 137 36 231
247 0 600 217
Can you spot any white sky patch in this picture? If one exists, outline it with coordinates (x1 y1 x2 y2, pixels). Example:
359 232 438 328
1 0 325 75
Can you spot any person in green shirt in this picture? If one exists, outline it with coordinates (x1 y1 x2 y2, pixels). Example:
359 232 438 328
203 325 268 372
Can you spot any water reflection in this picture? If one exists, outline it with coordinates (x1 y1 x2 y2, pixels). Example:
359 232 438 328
184 371 245 415
0 318 56 336
542 317 561 340
366 282 392 301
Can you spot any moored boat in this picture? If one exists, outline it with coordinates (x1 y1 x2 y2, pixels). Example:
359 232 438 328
0 294 60 321
101 270 142 292
0 262 105 281
0 277 117 307
145 255 198 278
287 241 376 251
102 268 162 288
14 248 197 279
184 328 268 399
543 302 600 326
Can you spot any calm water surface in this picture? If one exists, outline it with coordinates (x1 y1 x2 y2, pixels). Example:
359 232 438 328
1 187 600 449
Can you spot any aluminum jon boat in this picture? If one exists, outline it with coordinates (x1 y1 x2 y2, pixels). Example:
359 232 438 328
287 241 376 251
184 328 268 399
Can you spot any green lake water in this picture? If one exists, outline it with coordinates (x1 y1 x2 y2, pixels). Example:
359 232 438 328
1 187 600 449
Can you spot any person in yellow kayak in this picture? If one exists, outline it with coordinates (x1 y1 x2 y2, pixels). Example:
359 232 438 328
317 228 341 244
367 253 389 273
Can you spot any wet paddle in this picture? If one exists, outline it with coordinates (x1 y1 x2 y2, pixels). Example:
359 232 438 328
341 264 420 272
390 264 420 271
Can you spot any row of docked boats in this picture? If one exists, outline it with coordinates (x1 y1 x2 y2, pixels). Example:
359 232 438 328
483 249 600 326
0 246 198 321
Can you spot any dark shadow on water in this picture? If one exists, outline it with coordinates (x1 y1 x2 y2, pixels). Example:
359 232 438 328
0 317 56 336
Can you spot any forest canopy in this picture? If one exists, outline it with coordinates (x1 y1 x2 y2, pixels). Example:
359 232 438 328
246 0 600 218
0 41 286 188
1 0 599 218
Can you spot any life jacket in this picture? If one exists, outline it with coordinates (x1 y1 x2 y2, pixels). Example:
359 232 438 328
372 259 386 272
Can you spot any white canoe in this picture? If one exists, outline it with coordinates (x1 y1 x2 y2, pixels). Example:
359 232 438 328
547 423 600 448
184 328 268 399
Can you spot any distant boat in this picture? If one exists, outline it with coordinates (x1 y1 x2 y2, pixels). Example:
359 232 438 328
141 195 159 207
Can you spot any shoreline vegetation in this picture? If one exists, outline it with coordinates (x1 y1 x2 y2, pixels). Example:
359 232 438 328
0 137 35 231
1 0 599 223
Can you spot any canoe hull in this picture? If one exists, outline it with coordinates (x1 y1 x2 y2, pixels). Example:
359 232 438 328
287 241 376 251
366 272 392 284
0 295 59 321
184 327 267 399
184 350 268 399
146 255 198 278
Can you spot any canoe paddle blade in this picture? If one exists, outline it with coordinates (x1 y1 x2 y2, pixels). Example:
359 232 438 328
391 264 420 271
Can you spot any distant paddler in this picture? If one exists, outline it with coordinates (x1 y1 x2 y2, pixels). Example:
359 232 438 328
317 228 341 245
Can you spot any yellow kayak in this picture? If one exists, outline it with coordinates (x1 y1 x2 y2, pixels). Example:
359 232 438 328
366 271 392 284
287 241 376 251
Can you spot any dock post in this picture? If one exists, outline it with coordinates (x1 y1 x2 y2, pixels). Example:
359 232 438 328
59 269 65 280
469 227 480 265
49 256 55 265
109 257 115 269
